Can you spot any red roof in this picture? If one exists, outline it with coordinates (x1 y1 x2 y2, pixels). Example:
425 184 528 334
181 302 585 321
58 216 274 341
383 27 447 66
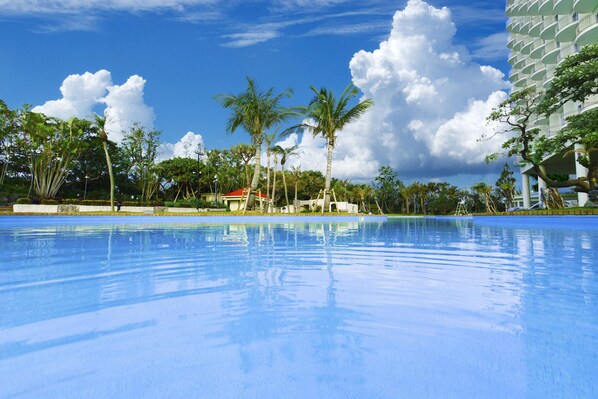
222 188 267 199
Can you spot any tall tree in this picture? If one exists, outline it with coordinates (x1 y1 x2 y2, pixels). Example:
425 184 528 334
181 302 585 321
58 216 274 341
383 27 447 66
216 77 295 208
472 182 496 214
288 84 373 210
263 131 277 203
495 163 517 210
279 144 299 210
121 123 161 202
93 114 116 211
486 86 593 193
230 143 256 187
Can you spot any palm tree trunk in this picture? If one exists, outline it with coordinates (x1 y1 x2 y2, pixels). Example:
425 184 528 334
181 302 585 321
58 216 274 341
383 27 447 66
282 166 290 211
248 144 261 208
266 151 271 210
103 141 115 211
323 140 334 211
271 155 278 212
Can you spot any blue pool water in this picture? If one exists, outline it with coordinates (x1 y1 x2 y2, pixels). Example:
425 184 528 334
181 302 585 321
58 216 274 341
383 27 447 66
0 216 597 398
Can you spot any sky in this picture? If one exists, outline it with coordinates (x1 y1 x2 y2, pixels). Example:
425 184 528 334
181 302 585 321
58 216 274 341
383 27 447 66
0 0 513 187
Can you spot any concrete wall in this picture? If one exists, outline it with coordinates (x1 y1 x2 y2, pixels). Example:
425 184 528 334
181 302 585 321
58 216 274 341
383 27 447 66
13 204 227 214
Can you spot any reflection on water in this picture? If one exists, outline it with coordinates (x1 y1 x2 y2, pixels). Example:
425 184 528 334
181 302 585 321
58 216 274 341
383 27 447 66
0 217 596 398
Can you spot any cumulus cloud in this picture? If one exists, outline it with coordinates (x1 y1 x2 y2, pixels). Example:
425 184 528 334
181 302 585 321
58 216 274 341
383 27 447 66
32 70 111 120
101 75 155 142
291 0 510 180
158 131 206 161
33 70 154 143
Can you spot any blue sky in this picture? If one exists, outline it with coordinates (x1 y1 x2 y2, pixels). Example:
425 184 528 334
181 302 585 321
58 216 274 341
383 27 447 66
0 0 511 185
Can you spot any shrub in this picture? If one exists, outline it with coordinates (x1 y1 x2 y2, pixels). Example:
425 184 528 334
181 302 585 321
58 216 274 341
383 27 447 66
63 198 81 205
81 199 111 206
41 199 60 205
16 198 32 204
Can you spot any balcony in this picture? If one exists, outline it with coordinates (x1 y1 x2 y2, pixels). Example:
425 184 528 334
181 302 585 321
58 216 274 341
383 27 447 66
553 0 574 15
513 37 525 51
507 35 518 49
507 19 519 33
575 13 598 46
509 70 520 82
541 41 561 63
520 18 532 34
539 0 555 15
530 39 546 58
580 96 598 113
531 63 548 81
521 60 536 74
540 17 559 38
513 57 527 69
573 0 598 12
514 76 529 87
555 13 580 42
530 18 545 36
508 52 519 65
521 39 535 54
528 0 541 15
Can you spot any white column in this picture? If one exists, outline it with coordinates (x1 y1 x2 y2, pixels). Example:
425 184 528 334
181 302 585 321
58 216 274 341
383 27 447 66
522 172 531 208
538 165 547 208
575 143 589 206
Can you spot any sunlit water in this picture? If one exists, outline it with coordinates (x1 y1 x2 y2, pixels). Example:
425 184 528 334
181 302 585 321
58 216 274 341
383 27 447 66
0 216 597 398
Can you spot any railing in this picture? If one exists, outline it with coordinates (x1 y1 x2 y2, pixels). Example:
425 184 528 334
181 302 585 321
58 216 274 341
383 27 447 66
582 97 598 110
544 41 560 53
557 14 578 30
577 14 598 34
539 0 553 11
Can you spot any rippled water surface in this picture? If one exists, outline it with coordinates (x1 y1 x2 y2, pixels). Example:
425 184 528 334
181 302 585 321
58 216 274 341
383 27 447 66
1 216 597 398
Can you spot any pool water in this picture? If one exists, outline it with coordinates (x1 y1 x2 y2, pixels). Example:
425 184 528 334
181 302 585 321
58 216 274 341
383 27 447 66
0 216 597 398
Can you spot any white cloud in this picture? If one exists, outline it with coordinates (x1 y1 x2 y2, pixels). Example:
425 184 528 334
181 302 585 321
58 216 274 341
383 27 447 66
222 31 279 48
33 70 155 143
101 75 155 142
0 0 216 15
157 131 206 162
472 32 510 61
292 0 510 180
32 70 111 120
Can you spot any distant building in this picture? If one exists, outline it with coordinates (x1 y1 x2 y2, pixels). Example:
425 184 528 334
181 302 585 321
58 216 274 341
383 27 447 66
505 0 597 207
221 188 268 211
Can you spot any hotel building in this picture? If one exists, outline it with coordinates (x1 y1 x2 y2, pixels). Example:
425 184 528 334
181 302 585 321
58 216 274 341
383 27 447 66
505 0 598 207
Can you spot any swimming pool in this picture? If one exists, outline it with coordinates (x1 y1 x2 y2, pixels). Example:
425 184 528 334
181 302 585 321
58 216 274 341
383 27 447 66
1 216 597 398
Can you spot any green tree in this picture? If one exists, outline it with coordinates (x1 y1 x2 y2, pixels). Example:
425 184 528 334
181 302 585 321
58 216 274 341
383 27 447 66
373 165 402 213
486 86 593 193
230 143 256 187
216 77 295 208
24 115 87 198
279 144 299 210
538 43 598 115
495 163 517 210
121 123 161 202
289 84 373 210
472 182 496 213
156 157 199 201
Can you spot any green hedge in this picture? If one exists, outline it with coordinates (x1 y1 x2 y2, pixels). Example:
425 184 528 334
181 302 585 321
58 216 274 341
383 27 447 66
165 198 227 209
16 198 32 204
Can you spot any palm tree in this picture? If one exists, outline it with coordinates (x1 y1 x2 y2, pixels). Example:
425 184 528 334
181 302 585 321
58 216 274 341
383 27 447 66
288 84 373 210
279 144 299 211
93 114 115 211
216 77 294 209
270 145 282 212
264 131 277 204
290 165 302 207
472 182 497 213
